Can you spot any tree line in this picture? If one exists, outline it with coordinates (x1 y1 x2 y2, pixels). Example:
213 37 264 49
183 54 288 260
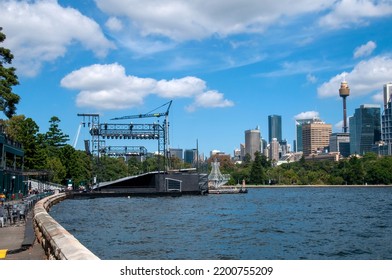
219 151 392 186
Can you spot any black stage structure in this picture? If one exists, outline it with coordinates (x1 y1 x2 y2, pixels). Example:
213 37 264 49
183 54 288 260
77 101 208 196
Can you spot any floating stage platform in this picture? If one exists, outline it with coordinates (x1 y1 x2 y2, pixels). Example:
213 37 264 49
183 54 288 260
71 170 209 198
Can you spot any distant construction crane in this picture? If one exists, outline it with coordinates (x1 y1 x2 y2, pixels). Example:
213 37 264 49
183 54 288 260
111 100 172 160
110 100 172 121
72 122 83 148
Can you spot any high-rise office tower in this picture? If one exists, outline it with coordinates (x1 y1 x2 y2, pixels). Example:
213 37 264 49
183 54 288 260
382 83 392 145
349 104 381 155
302 121 332 157
169 148 183 161
269 138 280 163
184 149 197 165
339 80 350 133
240 143 246 160
245 127 261 160
268 115 282 143
329 133 350 157
295 117 322 152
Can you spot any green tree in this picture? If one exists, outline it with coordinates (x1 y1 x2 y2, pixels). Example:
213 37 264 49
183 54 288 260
229 164 250 185
45 116 69 148
345 156 365 184
46 157 66 184
168 155 183 170
142 156 158 173
97 156 128 182
249 151 267 184
59 145 92 186
127 157 142 175
2 115 47 169
0 27 20 118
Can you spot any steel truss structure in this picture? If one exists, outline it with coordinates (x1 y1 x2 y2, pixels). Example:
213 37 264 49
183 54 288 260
77 101 171 170
99 145 147 158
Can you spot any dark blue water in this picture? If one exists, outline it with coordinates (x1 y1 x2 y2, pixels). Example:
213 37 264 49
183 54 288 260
50 187 392 260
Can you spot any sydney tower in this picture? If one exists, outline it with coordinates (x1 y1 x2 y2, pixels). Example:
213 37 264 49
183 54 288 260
339 80 350 133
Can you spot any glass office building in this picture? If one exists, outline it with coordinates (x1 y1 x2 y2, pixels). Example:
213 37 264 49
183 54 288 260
349 104 381 155
268 115 282 143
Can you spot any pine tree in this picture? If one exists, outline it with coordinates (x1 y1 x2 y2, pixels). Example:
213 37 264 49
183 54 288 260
249 151 266 184
0 27 20 118
45 116 70 147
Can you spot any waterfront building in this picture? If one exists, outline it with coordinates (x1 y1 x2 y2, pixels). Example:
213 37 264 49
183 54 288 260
295 117 322 152
302 121 332 157
381 83 392 155
268 115 282 143
349 104 381 155
0 131 26 198
329 132 350 158
245 127 261 160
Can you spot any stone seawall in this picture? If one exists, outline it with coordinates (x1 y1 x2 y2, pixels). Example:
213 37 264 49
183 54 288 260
33 192 100 260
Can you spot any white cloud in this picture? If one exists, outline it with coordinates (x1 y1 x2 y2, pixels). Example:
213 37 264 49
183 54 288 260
186 91 235 112
306 73 317 84
317 56 392 98
105 17 124 32
258 60 331 78
95 0 333 41
0 0 115 76
319 0 392 29
354 41 376 58
94 0 392 43
334 120 344 131
372 91 384 103
294 111 320 120
155 77 206 98
61 63 234 111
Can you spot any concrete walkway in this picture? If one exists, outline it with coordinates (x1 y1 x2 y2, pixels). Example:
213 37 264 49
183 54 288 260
0 210 47 260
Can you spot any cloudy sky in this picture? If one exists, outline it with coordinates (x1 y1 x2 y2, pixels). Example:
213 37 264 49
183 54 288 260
1 0 392 155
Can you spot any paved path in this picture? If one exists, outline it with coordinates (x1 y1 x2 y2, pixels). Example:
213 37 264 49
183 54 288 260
0 211 47 260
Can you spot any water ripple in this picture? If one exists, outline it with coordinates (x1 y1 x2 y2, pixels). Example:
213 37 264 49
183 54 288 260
50 187 392 260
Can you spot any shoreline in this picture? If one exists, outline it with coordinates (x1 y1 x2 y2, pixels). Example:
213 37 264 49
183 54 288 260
224 184 392 188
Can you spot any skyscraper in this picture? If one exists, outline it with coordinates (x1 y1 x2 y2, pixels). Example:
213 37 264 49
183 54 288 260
245 127 261 160
169 148 183 161
382 83 392 147
269 138 280 163
329 132 350 157
302 121 332 157
184 149 197 165
349 104 381 155
295 117 321 152
268 115 282 143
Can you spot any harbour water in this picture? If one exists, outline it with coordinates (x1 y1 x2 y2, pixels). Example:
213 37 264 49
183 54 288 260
50 187 392 260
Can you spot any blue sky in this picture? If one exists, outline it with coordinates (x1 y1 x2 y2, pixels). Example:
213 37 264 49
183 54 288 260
2 0 392 156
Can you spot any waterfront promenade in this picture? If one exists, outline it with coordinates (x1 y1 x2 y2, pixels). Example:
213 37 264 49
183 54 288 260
0 208 46 260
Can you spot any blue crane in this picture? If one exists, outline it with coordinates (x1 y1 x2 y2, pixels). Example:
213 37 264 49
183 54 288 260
110 100 172 120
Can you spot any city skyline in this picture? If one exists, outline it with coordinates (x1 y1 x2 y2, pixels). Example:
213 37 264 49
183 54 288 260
1 1 392 156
